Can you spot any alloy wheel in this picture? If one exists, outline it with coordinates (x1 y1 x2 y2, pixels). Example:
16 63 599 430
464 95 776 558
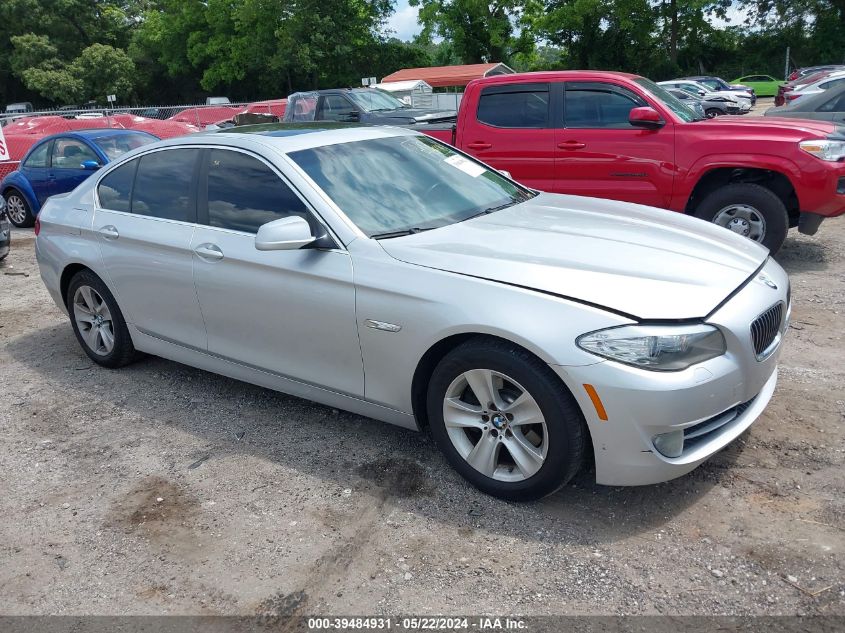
72 285 115 356
442 369 548 482
713 204 767 242
5 194 28 226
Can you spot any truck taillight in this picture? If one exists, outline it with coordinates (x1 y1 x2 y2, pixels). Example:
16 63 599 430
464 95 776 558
34 217 40 236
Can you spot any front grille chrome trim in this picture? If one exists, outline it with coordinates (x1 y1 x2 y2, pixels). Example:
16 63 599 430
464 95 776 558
751 301 785 361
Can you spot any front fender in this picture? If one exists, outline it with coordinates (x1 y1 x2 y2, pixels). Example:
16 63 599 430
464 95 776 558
673 154 802 211
1 171 40 213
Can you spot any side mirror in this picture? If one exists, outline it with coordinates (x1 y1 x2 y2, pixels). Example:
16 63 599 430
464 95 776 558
343 110 360 122
81 160 101 170
629 106 664 130
255 216 316 251
498 169 513 179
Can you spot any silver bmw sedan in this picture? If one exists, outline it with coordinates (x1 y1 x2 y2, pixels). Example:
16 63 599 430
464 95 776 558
35 125 790 500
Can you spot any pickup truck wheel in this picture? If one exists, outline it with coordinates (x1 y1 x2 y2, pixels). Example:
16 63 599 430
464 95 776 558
694 183 788 254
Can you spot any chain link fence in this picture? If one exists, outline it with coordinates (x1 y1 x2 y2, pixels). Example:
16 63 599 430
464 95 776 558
0 100 287 180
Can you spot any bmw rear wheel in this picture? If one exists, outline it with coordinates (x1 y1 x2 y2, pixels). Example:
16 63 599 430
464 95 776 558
427 337 587 501
67 270 138 368
4 190 34 228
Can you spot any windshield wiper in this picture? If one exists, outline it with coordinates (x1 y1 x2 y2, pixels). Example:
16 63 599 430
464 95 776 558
371 227 434 240
461 200 519 223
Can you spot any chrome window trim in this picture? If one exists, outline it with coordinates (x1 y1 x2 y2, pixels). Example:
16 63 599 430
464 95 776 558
93 143 345 251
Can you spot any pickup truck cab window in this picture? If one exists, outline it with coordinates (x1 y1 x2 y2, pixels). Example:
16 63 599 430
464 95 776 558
319 95 357 121
476 83 550 128
563 82 645 129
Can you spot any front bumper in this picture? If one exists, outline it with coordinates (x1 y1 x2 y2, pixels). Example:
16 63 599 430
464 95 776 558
554 258 789 486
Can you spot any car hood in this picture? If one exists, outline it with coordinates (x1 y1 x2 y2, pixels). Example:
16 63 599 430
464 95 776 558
378 193 769 320
699 114 838 136
369 108 456 123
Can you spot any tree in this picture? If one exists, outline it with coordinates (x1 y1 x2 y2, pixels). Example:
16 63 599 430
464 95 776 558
71 43 136 102
410 0 532 64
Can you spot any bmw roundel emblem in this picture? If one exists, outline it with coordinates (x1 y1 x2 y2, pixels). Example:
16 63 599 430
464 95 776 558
758 274 778 290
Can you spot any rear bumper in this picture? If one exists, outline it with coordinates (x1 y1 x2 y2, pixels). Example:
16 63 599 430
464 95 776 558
553 258 789 486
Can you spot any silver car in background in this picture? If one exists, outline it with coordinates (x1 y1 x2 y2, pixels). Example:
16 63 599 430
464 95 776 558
35 126 790 500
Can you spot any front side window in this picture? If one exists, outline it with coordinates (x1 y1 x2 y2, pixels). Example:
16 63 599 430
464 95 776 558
289 135 533 238
97 159 138 212
477 84 549 128
23 141 51 168
51 138 99 169
131 149 197 221
204 149 309 234
564 82 646 128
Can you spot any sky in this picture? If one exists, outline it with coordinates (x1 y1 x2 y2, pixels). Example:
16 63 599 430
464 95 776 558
385 1 751 44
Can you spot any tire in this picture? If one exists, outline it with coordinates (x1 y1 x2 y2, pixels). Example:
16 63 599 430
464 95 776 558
693 182 788 254
705 108 721 118
426 337 587 501
66 270 138 368
4 189 35 228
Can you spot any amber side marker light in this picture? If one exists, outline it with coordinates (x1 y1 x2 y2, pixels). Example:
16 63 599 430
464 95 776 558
583 384 608 421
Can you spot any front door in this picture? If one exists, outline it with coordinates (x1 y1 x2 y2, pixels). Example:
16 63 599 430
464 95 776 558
20 140 53 207
93 148 207 350
49 137 101 197
191 147 364 396
554 81 675 208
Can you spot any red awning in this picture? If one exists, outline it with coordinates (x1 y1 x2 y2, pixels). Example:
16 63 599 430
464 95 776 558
380 63 514 88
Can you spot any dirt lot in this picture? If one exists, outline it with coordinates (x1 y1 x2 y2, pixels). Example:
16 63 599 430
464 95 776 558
0 217 843 617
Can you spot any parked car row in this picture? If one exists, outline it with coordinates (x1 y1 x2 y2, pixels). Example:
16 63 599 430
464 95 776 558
658 77 753 116
774 65 845 105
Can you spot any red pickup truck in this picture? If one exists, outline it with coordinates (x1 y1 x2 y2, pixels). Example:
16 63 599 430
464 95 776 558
422 71 845 253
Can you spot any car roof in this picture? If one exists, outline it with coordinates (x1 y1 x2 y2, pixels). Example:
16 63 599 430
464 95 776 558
34 128 157 143
153 123 417 154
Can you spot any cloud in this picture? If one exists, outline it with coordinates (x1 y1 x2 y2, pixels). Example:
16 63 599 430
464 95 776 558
387 1 422 41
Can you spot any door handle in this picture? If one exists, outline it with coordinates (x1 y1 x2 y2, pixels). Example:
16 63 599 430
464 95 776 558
97 225 119 240
194 243 224 261
557 141 586 150
466 141 492 150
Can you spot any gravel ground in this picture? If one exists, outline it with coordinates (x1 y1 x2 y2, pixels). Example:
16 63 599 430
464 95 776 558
0 217 843 617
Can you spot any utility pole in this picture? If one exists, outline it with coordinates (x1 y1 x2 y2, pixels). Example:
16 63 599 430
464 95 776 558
784 46 790 80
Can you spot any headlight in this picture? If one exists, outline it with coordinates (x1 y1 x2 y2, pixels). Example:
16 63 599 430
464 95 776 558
799 139 845 162
576 324 726 371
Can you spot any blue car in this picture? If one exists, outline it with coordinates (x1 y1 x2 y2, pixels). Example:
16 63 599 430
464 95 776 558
1 129 158 227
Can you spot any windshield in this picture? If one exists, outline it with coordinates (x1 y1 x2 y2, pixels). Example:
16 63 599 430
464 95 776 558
347 90 407 112
92 132 157 160
289 135 534 237
635 78 702 122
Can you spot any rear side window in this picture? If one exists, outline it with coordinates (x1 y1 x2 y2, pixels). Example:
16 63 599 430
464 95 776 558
820 92 845 112
23 141 51 168
203 149 309 234
97 160 138 212
477 84 549 128
564 82 645 129
132 149 197 221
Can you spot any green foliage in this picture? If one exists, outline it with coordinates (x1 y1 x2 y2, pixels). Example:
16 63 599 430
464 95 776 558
2 0 845 107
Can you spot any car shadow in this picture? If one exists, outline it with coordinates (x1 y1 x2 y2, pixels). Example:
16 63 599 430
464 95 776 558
775 236 829 274
7 323 743 546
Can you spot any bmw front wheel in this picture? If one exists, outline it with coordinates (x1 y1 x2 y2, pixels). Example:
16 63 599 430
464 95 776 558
427 337 587 501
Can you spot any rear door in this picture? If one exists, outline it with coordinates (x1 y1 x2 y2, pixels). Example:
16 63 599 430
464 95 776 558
191 147 363 396
93 148 207 350
49 137 101 197
457 82 555 191
555 81 675 208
